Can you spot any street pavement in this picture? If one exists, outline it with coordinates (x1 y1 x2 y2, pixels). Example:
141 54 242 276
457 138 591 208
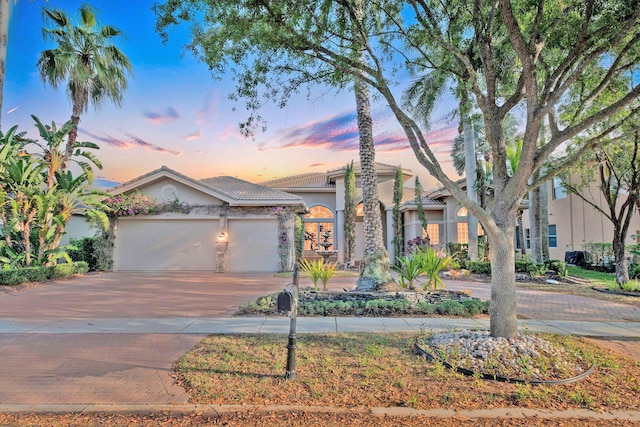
0 272 638 407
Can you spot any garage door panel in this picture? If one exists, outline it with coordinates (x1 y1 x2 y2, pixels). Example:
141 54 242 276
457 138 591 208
115 219 218 271
227 219 279 272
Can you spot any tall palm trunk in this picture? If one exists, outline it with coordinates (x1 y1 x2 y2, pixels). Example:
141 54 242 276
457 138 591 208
355 78 392 288
0 0 9 131
65 100 84 170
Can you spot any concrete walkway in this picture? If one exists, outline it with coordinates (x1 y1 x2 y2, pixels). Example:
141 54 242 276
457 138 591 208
0 272 638 410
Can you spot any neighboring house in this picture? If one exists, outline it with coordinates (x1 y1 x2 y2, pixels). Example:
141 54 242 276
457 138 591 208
519 176 640 261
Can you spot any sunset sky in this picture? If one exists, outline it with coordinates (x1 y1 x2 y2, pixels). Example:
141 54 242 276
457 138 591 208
5 0 460 189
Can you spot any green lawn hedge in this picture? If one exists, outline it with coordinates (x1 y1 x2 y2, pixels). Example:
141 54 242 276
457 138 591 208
0 262 89 286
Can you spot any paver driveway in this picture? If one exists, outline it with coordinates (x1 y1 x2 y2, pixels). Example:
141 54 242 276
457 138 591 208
0 272 292 319
0 272 290 405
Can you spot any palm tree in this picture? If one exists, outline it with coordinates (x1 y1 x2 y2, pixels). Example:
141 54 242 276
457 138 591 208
37 4 132 164
353 0 392 289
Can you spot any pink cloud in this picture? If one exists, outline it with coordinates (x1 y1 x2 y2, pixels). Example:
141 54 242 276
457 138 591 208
79 129 182 156
186 131 202 141
142 107 180 125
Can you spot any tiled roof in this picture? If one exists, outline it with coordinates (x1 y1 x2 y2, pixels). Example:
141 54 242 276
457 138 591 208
326 161 411 177
260 172 333 189
200 176 303 202
400 196 445 208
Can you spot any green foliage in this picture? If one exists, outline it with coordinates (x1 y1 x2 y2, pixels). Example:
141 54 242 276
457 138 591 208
515 257 545 276
295 215 304 260
629 263 640 280
392 166 404 259
343 161 356 264
67 237 99 271
393 246 451 291
464 260 491 275
299 258 337 291
448 243 469 262
435 300 465 316
545 259 568 277
418 247 451 290
0 262 88 286
392 253 425 290
414 176 429 235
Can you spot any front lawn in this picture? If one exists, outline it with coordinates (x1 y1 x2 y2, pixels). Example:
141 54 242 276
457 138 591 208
173 332 639 412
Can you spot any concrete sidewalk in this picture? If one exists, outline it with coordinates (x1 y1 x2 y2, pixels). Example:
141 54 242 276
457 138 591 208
0 315 639 337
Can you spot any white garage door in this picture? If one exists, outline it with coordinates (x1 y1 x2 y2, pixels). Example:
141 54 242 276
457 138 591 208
226 219 279 272
114 219 219 271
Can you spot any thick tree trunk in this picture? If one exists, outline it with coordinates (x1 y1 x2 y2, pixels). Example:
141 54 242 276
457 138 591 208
488 208 518 339
613 232 629 287
354 78 392 288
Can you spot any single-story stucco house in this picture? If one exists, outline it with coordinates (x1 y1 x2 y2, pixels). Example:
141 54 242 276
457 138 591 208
65 162 475 272
65 161 638 272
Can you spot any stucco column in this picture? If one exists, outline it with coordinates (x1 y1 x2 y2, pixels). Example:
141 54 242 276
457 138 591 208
386 209 395 264
336 210 345 264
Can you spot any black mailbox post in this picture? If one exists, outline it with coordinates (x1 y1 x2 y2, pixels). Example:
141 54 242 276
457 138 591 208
280 262 299 380
277 289 293 313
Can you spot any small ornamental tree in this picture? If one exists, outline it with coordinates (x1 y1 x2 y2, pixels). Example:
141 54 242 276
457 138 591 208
343 161 357 266
392 166 404 261
414 177 429 240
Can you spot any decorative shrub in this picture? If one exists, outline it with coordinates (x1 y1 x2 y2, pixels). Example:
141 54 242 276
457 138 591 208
67 237 99 271
435 300 465 316
629 263 640 280
0 262 88 286
545 259 568 277
464 260 491 274
515 257 545 276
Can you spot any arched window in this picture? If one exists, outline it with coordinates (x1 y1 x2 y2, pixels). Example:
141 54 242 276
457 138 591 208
303 206 335 251
457 207 468 217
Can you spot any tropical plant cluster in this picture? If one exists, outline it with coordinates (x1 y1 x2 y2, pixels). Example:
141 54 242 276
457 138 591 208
237 293 489 317
0 118 108 270
393 246 452 291
298 258 337 291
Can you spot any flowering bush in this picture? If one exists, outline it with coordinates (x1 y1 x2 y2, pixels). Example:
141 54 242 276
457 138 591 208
104 191 193 217
105 191 158 217
407 236 431 253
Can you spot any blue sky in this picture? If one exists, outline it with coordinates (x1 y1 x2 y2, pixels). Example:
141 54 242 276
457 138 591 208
5 0 459 189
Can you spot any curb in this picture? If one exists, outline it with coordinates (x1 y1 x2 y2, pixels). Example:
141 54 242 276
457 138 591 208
0 404 639 421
